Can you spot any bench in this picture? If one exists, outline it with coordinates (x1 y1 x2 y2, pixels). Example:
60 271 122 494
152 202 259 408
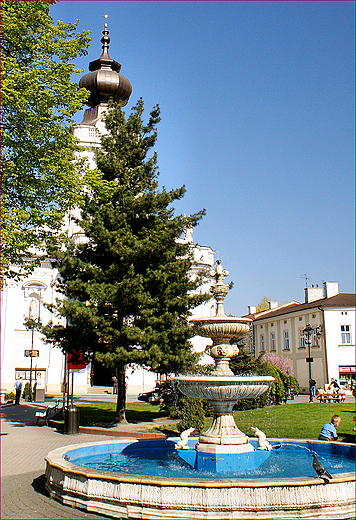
35 400 60 425
317 392 346 403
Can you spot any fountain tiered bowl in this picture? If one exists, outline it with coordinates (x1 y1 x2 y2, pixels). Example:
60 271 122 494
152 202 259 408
172 261 275 469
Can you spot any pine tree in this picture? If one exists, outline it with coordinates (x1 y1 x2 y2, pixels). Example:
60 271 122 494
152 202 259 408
44 99 208 423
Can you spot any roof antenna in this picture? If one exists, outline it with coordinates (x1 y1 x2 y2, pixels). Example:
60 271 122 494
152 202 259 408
300 274 310 288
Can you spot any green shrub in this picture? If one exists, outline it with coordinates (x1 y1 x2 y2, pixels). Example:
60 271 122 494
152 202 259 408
229 348 300 407
22 382 35 400
265 364 285 403
233 392 269 411
5 392 16 400
178 397 205 433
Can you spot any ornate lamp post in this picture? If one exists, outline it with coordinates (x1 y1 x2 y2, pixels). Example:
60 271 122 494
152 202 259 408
303 323 323 403
303 323 314 402
26 298 40 402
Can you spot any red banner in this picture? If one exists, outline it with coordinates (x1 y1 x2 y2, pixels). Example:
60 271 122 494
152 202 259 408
67 352 89 370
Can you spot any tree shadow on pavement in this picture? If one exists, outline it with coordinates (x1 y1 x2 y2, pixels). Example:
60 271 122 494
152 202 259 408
0 403 42 426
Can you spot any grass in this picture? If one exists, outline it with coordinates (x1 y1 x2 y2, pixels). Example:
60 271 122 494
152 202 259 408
52 401 355 442
53 402 166 427
232 402 355 443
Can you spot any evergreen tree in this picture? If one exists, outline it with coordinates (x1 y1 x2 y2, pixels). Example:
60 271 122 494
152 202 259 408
44 99 208 423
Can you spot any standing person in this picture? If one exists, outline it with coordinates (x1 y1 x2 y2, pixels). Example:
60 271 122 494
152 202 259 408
318 415 341 441
328 378 340 390
290 384 295 400
112 376 118 395
309 378 317 399
14 377 23 405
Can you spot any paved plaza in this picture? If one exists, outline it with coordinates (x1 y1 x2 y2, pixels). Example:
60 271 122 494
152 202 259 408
1 394 171 520
1 401 121 519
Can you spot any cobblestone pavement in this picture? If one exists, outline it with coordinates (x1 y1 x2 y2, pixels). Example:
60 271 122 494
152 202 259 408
0 402 135 519
1 471 107 520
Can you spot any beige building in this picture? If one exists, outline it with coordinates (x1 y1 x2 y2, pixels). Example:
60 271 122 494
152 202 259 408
245 282 355 394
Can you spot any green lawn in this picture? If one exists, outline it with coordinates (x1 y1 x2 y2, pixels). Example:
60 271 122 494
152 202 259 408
54 402 165 427
232 403 355 442
54 401 355 442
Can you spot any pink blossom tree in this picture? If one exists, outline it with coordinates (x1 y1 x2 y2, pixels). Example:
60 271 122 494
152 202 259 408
261 352 294 375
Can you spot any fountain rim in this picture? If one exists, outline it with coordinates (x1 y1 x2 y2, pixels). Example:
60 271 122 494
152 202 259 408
189 316 252 324
173 375 275 382
46 438 355 488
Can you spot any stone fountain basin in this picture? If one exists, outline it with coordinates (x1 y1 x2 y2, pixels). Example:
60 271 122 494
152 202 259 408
189 316 251 339
174 375 274 401
45 439 356 519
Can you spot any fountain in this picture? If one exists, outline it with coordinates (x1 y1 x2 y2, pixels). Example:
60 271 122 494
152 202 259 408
44 261 355 519
172 260 274 472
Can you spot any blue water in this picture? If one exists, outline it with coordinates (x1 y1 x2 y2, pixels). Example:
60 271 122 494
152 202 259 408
67 439 355 480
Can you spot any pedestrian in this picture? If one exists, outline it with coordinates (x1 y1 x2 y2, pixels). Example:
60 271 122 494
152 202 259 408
318 415 341 441
112 376 118 395
14 377 23 405
290 384 295 400
309 378 317 398
328 378 340 390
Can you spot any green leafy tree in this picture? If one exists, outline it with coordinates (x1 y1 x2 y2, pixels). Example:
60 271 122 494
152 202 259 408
1 0 91 276
43 99 209 423
255 295 270 312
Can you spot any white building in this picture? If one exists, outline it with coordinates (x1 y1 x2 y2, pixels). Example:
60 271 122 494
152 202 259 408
246 282 355 394
1 22 215 398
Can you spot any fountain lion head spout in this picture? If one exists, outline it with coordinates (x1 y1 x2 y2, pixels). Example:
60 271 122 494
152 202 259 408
173 260 274 468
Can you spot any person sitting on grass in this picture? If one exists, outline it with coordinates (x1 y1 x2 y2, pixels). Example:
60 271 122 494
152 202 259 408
318 415 341 441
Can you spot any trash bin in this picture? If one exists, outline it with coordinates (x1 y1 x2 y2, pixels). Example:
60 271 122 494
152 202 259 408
64 405 79 434
35 388 45 402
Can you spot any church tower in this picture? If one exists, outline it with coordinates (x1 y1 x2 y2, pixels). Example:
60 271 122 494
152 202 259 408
67 18 132 244
72 16 132 155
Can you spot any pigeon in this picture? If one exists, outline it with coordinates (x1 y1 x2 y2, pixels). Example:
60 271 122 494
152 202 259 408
312 454 332 480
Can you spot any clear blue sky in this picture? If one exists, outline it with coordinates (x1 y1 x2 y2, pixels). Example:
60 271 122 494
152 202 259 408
51 1 355 316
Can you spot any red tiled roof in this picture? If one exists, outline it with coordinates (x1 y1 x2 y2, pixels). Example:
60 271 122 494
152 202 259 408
245 294 355 321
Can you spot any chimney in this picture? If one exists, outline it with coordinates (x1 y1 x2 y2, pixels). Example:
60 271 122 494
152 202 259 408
323 281 339 299
248 305 256 314
268 300 279 310
304 285 324 303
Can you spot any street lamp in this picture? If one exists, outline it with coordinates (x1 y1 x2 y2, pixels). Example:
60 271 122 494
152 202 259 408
26 298 40 402
303 323 323 403
303 323 314 402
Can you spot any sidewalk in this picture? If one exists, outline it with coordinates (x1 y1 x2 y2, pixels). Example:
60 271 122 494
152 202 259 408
1 401 171 520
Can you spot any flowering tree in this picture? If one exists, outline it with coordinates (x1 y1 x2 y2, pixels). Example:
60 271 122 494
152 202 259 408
261 352 294 375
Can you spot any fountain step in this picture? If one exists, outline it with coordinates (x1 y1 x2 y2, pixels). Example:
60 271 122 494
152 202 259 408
177 446 271 472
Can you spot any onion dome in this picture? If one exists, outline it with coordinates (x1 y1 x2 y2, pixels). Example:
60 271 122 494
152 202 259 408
79 16 132 107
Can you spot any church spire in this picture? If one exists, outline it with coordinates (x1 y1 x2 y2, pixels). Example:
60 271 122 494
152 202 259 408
79 15 132 108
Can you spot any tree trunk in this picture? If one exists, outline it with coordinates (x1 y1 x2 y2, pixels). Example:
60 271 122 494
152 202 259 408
115 365 128 424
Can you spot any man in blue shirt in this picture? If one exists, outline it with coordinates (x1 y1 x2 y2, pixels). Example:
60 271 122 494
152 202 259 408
318 415 341 441
14 377 23 405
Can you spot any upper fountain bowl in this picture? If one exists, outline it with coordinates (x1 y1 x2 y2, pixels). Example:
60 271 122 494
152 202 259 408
190 316 251 342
